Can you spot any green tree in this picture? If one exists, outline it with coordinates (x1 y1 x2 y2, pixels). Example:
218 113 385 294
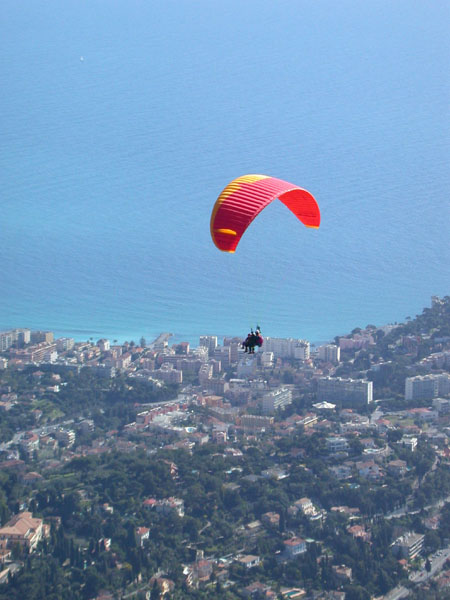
344 584 370 600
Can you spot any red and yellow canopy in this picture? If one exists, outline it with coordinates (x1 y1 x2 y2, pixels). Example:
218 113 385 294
210 174 320 253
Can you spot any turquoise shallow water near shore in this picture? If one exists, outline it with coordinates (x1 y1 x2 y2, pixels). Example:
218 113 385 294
1 0 449 346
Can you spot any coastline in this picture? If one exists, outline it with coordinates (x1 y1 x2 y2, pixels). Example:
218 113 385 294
0 323 336 349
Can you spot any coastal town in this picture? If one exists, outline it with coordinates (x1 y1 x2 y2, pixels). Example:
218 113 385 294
0 296 449 600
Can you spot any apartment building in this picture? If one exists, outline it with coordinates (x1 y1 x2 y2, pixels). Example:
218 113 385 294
263 338 310 360
317 376 373 408
199 336 218 354
405 373 450 401
56 337 75 352
262 387 293 415
198 363 214 385
11 343 58 363
392 532 424 560
155 363 183 384
0 329 32 351
31 331 54 344
239 414 274 431
318 344 341 363
338 333 374 350
212 345 231 368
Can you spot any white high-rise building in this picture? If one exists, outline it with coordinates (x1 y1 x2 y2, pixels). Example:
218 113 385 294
317 376 372 408
318 344 340 363
262 387 293 414
0 332 13 351
199 336 218 354
263 338 310 360
12 329 31 345
393 532 424 560
56 338 75 352
405 373 450 401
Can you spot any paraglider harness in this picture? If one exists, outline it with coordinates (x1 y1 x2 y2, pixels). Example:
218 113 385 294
242 326 263 354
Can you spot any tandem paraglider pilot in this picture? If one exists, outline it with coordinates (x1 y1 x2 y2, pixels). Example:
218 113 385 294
242 328 263 354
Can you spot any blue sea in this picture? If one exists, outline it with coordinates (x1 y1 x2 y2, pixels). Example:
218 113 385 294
1 0 449 346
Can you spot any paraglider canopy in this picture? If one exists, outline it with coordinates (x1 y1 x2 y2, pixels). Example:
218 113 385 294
210 174 320 253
